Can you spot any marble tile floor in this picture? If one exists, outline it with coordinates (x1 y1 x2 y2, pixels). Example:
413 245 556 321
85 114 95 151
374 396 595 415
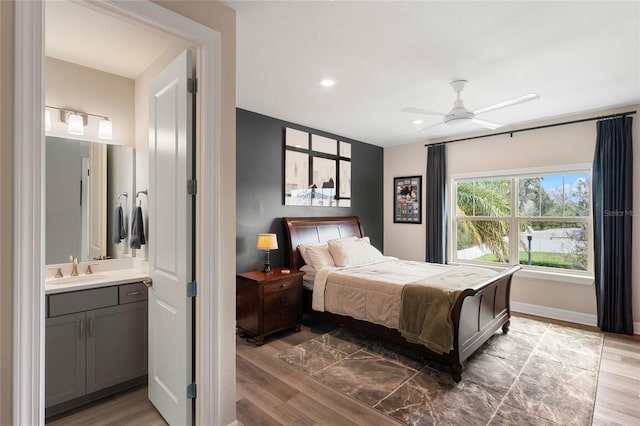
276 316 604 426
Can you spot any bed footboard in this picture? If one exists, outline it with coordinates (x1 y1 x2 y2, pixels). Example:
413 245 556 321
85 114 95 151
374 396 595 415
449 264 521 380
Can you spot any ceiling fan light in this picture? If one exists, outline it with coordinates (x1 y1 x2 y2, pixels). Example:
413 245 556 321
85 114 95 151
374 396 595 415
444 116 473 126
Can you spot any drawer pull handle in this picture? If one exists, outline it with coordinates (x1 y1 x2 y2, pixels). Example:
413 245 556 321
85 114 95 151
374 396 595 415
89 318 94 338
79 320 84 339
280 284 286 288
127 291 145 296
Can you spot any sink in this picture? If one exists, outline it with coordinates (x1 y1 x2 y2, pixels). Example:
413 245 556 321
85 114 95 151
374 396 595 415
47 274 109 285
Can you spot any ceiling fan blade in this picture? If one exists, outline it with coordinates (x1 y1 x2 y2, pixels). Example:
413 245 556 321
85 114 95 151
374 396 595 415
415 120 444 132
402 107 446 116
472 118 504 130
473 93 539 115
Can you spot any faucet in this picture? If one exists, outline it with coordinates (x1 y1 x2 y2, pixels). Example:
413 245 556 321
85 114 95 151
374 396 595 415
70 256 79 276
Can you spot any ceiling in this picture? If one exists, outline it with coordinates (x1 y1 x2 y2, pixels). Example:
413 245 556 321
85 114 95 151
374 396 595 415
225 0 640 147
46 1 640 148
45 1 186 79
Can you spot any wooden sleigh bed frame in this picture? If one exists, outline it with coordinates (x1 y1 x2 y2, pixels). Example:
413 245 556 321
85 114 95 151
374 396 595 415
282 216 522 382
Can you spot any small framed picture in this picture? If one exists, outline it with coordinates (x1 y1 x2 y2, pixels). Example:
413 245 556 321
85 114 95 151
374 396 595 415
394 176 422 224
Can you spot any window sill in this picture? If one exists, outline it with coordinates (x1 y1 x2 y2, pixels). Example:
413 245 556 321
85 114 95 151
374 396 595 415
449 261 594 285
516 268 594 285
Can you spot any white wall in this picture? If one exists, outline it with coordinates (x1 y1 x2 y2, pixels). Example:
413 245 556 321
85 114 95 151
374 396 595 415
384 105 640 332
45 57 135 146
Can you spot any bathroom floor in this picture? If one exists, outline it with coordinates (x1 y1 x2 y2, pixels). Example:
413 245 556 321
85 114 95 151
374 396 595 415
45 385 166 426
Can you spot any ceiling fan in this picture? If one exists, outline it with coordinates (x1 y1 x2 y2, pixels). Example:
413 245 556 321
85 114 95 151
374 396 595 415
403 80 539 131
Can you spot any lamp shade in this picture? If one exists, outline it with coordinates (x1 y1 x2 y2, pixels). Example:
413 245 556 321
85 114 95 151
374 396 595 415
67 113 84 135
44 110 52 131
256 233 278 250
98 118 113 140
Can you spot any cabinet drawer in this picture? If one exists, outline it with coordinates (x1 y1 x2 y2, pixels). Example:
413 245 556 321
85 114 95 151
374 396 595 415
119 282 148 304
263 288 299 313
49 287 118 317
263 306 299 333
263 278 301 294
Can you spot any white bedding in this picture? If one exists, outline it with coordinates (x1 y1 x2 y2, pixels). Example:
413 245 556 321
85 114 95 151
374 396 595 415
311 257 451 329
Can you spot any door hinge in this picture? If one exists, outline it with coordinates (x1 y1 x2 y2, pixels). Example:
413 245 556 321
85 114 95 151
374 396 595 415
187 280 197 298
187 383 197 399
187 179 197 195
187 78 198 94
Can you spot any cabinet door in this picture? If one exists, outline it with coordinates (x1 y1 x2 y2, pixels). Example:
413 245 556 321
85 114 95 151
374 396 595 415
86 301 148 393
45 313 86 407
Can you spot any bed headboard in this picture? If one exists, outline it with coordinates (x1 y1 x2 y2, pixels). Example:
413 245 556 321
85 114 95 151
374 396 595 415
281 216 365 269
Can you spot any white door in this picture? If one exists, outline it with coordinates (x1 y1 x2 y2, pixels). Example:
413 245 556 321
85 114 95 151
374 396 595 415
148 49 195 426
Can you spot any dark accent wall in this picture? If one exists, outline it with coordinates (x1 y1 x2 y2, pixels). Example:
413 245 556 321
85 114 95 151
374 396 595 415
236 109 384 273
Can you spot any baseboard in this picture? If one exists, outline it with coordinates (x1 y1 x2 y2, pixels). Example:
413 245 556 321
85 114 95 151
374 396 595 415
511 301 597 327
512 302 640 335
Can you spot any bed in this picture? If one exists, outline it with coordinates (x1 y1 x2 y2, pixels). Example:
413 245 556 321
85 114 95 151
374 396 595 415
282 216 522 382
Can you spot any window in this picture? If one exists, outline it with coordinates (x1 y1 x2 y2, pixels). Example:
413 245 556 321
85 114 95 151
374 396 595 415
452 169 592 274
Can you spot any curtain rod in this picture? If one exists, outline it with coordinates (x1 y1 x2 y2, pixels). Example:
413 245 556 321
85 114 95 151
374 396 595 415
425 110 636 146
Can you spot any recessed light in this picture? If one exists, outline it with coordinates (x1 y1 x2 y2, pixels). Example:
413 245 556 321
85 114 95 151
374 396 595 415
320 79 336 87
412 119 424 125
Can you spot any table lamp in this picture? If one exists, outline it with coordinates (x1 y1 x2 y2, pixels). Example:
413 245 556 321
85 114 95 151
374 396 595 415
256 233 278 273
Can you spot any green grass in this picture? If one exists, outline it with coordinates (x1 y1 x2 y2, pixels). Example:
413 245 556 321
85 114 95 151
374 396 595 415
476 251 585 270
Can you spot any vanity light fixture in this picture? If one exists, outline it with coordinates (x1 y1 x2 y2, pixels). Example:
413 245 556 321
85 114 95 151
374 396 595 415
46 105 114 140
67 112 85 135
98 118 113 140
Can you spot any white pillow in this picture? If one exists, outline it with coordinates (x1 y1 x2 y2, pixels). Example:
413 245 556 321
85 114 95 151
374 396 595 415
305 244 336 269
327 237 383 267
298 237 358 267
297 242 327 266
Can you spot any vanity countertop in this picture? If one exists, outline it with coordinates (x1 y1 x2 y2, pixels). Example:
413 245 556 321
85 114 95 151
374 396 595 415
45 260 149 295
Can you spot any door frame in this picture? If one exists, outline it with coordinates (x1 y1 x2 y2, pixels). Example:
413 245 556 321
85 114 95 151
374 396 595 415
13 1 224 424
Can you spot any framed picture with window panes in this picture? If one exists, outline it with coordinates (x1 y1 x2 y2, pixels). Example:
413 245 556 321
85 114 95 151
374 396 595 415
284 128 351 207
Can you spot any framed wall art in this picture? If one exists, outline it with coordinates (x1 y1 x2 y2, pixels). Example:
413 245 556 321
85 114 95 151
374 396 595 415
284 127 351 207
394 176 422 224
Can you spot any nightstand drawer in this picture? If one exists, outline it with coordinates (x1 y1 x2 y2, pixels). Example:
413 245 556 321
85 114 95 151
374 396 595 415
263 288 299 312
263 278 300 294
263 306 299 332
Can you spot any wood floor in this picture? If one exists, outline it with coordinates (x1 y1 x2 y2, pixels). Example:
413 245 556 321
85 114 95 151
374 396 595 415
47 314 640 425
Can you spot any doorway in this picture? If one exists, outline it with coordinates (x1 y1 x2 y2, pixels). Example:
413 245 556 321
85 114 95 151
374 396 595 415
13 1 228 424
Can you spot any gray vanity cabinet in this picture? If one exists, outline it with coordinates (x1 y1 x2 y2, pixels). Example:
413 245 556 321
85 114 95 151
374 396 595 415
86 301 148 393
45 283 148 411
45 312 87 407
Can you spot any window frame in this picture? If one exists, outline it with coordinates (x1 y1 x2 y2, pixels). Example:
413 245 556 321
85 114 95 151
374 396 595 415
450 164 594 278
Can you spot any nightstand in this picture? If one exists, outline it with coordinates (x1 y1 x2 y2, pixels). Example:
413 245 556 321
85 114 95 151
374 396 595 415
236 267 304 346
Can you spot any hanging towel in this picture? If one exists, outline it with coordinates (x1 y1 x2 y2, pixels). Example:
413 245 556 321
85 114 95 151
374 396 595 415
112 205 126 244
130 206 146 249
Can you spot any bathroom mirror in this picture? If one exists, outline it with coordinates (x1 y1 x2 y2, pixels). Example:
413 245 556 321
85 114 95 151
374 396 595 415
45 136 135 264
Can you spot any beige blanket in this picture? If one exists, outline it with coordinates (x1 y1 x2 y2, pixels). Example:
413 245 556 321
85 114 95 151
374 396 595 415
399 266 499 354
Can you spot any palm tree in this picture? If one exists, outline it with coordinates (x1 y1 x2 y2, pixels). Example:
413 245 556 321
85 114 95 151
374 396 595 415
456 180 510 262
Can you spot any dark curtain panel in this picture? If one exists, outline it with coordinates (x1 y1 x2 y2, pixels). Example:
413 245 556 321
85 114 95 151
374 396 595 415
425 144 447 264
593 116 634 334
